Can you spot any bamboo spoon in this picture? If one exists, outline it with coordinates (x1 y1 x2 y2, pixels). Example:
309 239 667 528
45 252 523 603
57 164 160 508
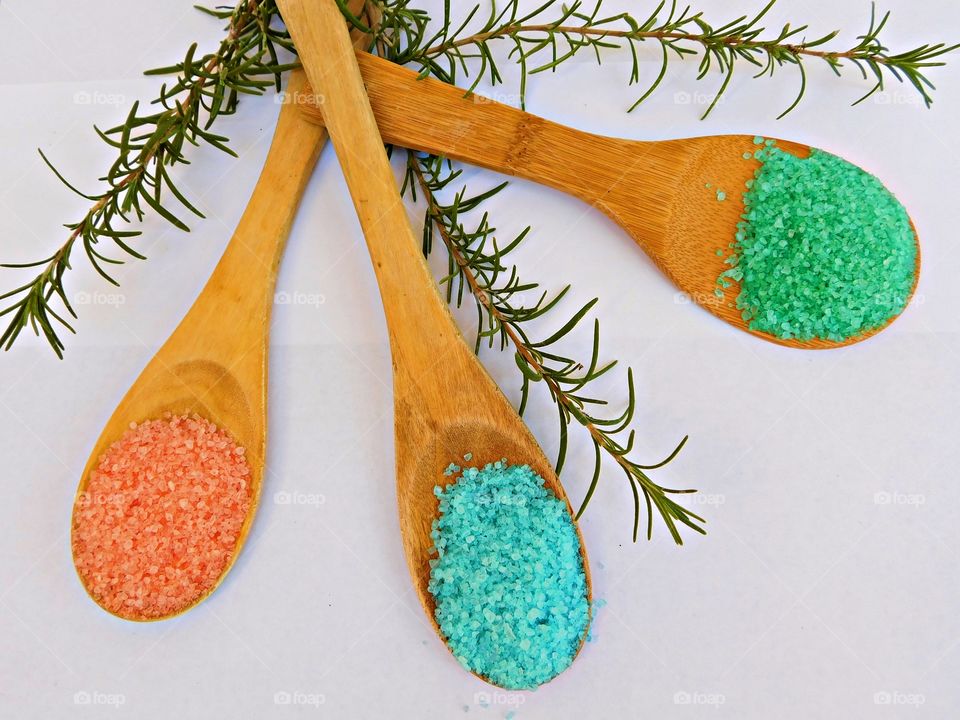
295 51 920 350
276 0 591 685
69 68 328 621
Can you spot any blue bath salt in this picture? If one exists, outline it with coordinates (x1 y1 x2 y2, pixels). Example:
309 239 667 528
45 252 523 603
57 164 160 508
428 460 590 690
585 598 606 642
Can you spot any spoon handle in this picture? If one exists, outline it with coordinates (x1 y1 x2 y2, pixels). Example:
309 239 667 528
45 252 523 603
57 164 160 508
296 51 674 215
277 0 470 384
166 2 373 363
166 68 327 361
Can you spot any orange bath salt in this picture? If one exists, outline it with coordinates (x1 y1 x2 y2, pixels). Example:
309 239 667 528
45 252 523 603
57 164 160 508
72 414 252 620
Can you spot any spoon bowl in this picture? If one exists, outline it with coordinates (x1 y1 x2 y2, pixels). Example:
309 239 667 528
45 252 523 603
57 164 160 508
629 133 921 349
395 358 592 632
297 52 921 349
70 68 328 621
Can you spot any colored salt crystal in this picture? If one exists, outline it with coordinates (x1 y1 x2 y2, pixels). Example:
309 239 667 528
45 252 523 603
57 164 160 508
428 460 589 689
72 414 252 620
716 140 916 342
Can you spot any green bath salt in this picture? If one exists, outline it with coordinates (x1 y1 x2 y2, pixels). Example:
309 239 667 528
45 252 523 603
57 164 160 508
428 460 589 690
717 139 916 342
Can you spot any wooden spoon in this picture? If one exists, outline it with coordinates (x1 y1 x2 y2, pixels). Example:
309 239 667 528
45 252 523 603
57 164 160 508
70 68 329 621
276 0 591 685
295 51 920 350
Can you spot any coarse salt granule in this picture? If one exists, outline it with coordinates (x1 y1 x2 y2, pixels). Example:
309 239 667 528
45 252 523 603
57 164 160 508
72 413 252 620
716 138 916 342
428 460 590 689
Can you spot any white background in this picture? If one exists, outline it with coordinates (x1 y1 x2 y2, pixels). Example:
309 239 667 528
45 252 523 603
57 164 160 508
1 1 958 717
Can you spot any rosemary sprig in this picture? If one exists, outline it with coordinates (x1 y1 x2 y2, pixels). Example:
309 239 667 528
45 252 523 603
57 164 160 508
413 0 959 119
0 0 301 356
405 152 704 543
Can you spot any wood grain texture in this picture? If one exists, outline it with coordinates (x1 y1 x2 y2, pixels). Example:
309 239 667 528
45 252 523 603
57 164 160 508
69 0 378 622
69 68 328 621
296 51 921 350
276 0 591 685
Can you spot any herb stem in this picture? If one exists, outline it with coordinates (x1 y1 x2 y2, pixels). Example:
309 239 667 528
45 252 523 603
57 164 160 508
410 153 702 543
428 25 897 66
